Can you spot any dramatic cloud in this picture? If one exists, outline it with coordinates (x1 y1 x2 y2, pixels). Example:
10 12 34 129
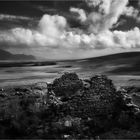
112 27 140 48
0 0 140 59
84 0 129 33
0 14 67 47
38 14 67 38
70 7 87 22
123 6 140 22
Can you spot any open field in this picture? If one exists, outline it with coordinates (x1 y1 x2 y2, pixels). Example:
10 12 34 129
1 52 140 88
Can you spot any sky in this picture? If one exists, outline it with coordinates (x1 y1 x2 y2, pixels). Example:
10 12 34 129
0 0 140 60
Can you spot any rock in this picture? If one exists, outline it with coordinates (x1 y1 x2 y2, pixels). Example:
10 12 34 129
126 103 139 109
33 89 46 97
52 72 83 98
0 88 4 92
0 73 140 139
83 79 91 89
132 93 137 97
32 82 48 98
64 120 72 127
14 86 31 93
32 82 48 90
120 86 140 95
0 92 7 97
15 91 23 96
65 75 118 118
90 75 116 95
52 74 125 135
63 135 70 138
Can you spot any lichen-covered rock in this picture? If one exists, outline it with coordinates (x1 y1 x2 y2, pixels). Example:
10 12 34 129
32 82 48 90
90 75 116 96
51 75 124 135
64 75 119 118
52 72 83 98
119 86 140 94
118 88 140 111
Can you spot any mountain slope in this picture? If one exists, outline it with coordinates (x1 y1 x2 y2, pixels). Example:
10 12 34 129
75 52 140 75
0 49 35 60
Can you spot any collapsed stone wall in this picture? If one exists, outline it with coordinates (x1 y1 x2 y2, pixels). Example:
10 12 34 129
0 72 140 139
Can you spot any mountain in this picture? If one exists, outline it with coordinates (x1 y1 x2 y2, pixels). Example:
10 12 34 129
0 49 35 60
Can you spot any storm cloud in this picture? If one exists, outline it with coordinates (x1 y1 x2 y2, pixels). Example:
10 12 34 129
0 0 140 59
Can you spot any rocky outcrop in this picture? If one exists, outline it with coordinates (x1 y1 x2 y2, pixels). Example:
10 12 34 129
52 72 83 98
0 72 140 139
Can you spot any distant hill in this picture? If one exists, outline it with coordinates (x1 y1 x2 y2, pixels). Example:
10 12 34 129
75 52 140 75
0 49 35 60
84 52 140 62
1 51 140 75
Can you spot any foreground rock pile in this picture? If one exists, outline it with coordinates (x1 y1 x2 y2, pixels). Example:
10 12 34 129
0 73 140 139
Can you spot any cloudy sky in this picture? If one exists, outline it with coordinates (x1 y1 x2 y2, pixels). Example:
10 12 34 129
0 0 140 60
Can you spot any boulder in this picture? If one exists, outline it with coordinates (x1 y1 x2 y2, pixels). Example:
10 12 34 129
52 72 83 98
65 75 119 118
32 82 48 91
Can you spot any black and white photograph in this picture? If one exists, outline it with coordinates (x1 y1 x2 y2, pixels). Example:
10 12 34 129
0 0 140 139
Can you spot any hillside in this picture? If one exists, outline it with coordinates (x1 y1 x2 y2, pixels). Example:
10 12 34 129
0 52 140 88
74 52 140 75
0 49 35 60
